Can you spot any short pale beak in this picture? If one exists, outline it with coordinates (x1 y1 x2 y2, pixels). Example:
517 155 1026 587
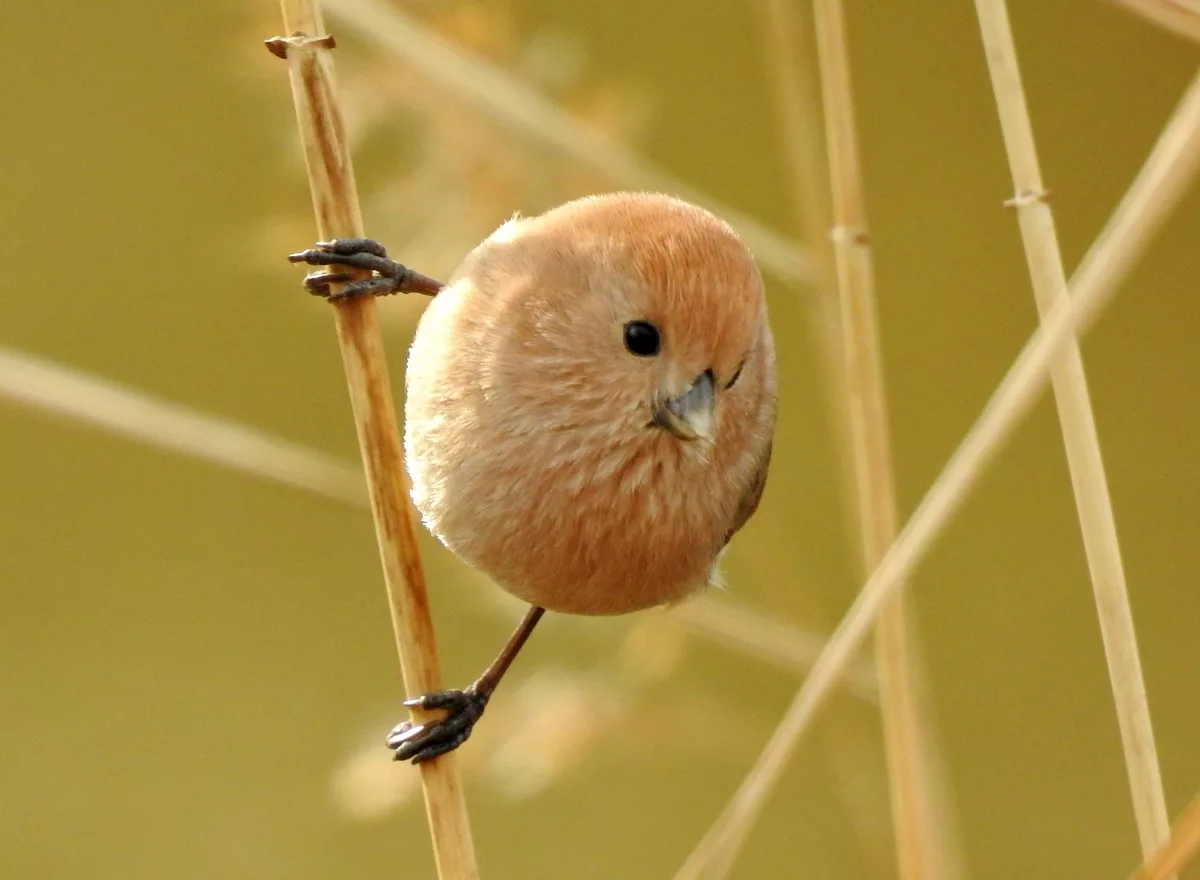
654 370 716 441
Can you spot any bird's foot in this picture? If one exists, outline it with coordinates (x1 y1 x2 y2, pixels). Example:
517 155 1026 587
288 238 442 300
386 687 490 764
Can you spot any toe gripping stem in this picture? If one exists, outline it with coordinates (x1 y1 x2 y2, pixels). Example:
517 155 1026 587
288 238 443 301
386 687 491 764
384 606 546 765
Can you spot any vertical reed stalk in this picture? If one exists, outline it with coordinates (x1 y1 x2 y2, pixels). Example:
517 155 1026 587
269 3 478 877
973 0 1172 865
675 67 1200 880
811 2 942 877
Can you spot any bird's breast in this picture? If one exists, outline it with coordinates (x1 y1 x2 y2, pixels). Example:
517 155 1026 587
409 412 730 615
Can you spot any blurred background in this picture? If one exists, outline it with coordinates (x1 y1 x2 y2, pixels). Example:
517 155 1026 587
2 1 1198 877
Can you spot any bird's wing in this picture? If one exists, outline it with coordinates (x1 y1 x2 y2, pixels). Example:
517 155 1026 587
721 439 772 549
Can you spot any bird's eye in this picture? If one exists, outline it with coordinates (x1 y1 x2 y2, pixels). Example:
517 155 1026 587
726 361 745 390
623 320 661 357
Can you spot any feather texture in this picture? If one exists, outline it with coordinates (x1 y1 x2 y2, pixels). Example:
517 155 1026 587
405 192 778 614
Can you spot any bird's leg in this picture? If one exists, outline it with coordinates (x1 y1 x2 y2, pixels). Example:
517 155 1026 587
288 238 444 301
386 605 546 764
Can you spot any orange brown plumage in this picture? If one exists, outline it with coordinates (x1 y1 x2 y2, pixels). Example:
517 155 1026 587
404 192 778 615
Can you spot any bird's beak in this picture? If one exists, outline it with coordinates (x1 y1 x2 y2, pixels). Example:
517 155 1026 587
655 370 716 441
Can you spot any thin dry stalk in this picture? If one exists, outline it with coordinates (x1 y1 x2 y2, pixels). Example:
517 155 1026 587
811 3 941 879
321 0 811 285
1098 0 1200 44
973 0 1173 864
1131 796 1200 880
269 2 477 877
675 67 1200 880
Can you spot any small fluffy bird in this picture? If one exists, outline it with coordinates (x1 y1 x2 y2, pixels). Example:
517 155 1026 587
291 192 777 763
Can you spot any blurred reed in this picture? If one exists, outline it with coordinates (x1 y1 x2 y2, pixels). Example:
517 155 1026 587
973 0 1172 867
752 5 904 873
809 2 945 879
676 64 1200 880
0 345 364 507
1098 0 1200 44
751 0 846 443
321 0 813 287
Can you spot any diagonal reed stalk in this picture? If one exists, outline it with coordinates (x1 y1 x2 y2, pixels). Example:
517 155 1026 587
973 0 1173 865
675 67 1200 880
268 2 478 876
1131 794 1200 880
809 2 943 879
1097 0 1200 44
321 0 812 286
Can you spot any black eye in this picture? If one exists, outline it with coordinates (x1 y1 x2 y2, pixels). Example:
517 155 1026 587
623 320 661 357
725 361 745 390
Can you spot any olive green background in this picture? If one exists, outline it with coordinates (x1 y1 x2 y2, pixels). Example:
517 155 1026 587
2 1 1198 878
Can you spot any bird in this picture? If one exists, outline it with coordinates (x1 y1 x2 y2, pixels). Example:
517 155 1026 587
290 192 778 763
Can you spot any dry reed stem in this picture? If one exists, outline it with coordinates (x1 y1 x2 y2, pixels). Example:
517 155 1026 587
675 66 1200 880
269 2 477 876
973 0 1173 864
1131 795 1200 880
811 3 941 878
1098 0 1200 44
321 0 811 286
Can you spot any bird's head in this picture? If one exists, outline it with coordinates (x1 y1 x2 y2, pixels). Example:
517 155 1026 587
454 192 774 458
